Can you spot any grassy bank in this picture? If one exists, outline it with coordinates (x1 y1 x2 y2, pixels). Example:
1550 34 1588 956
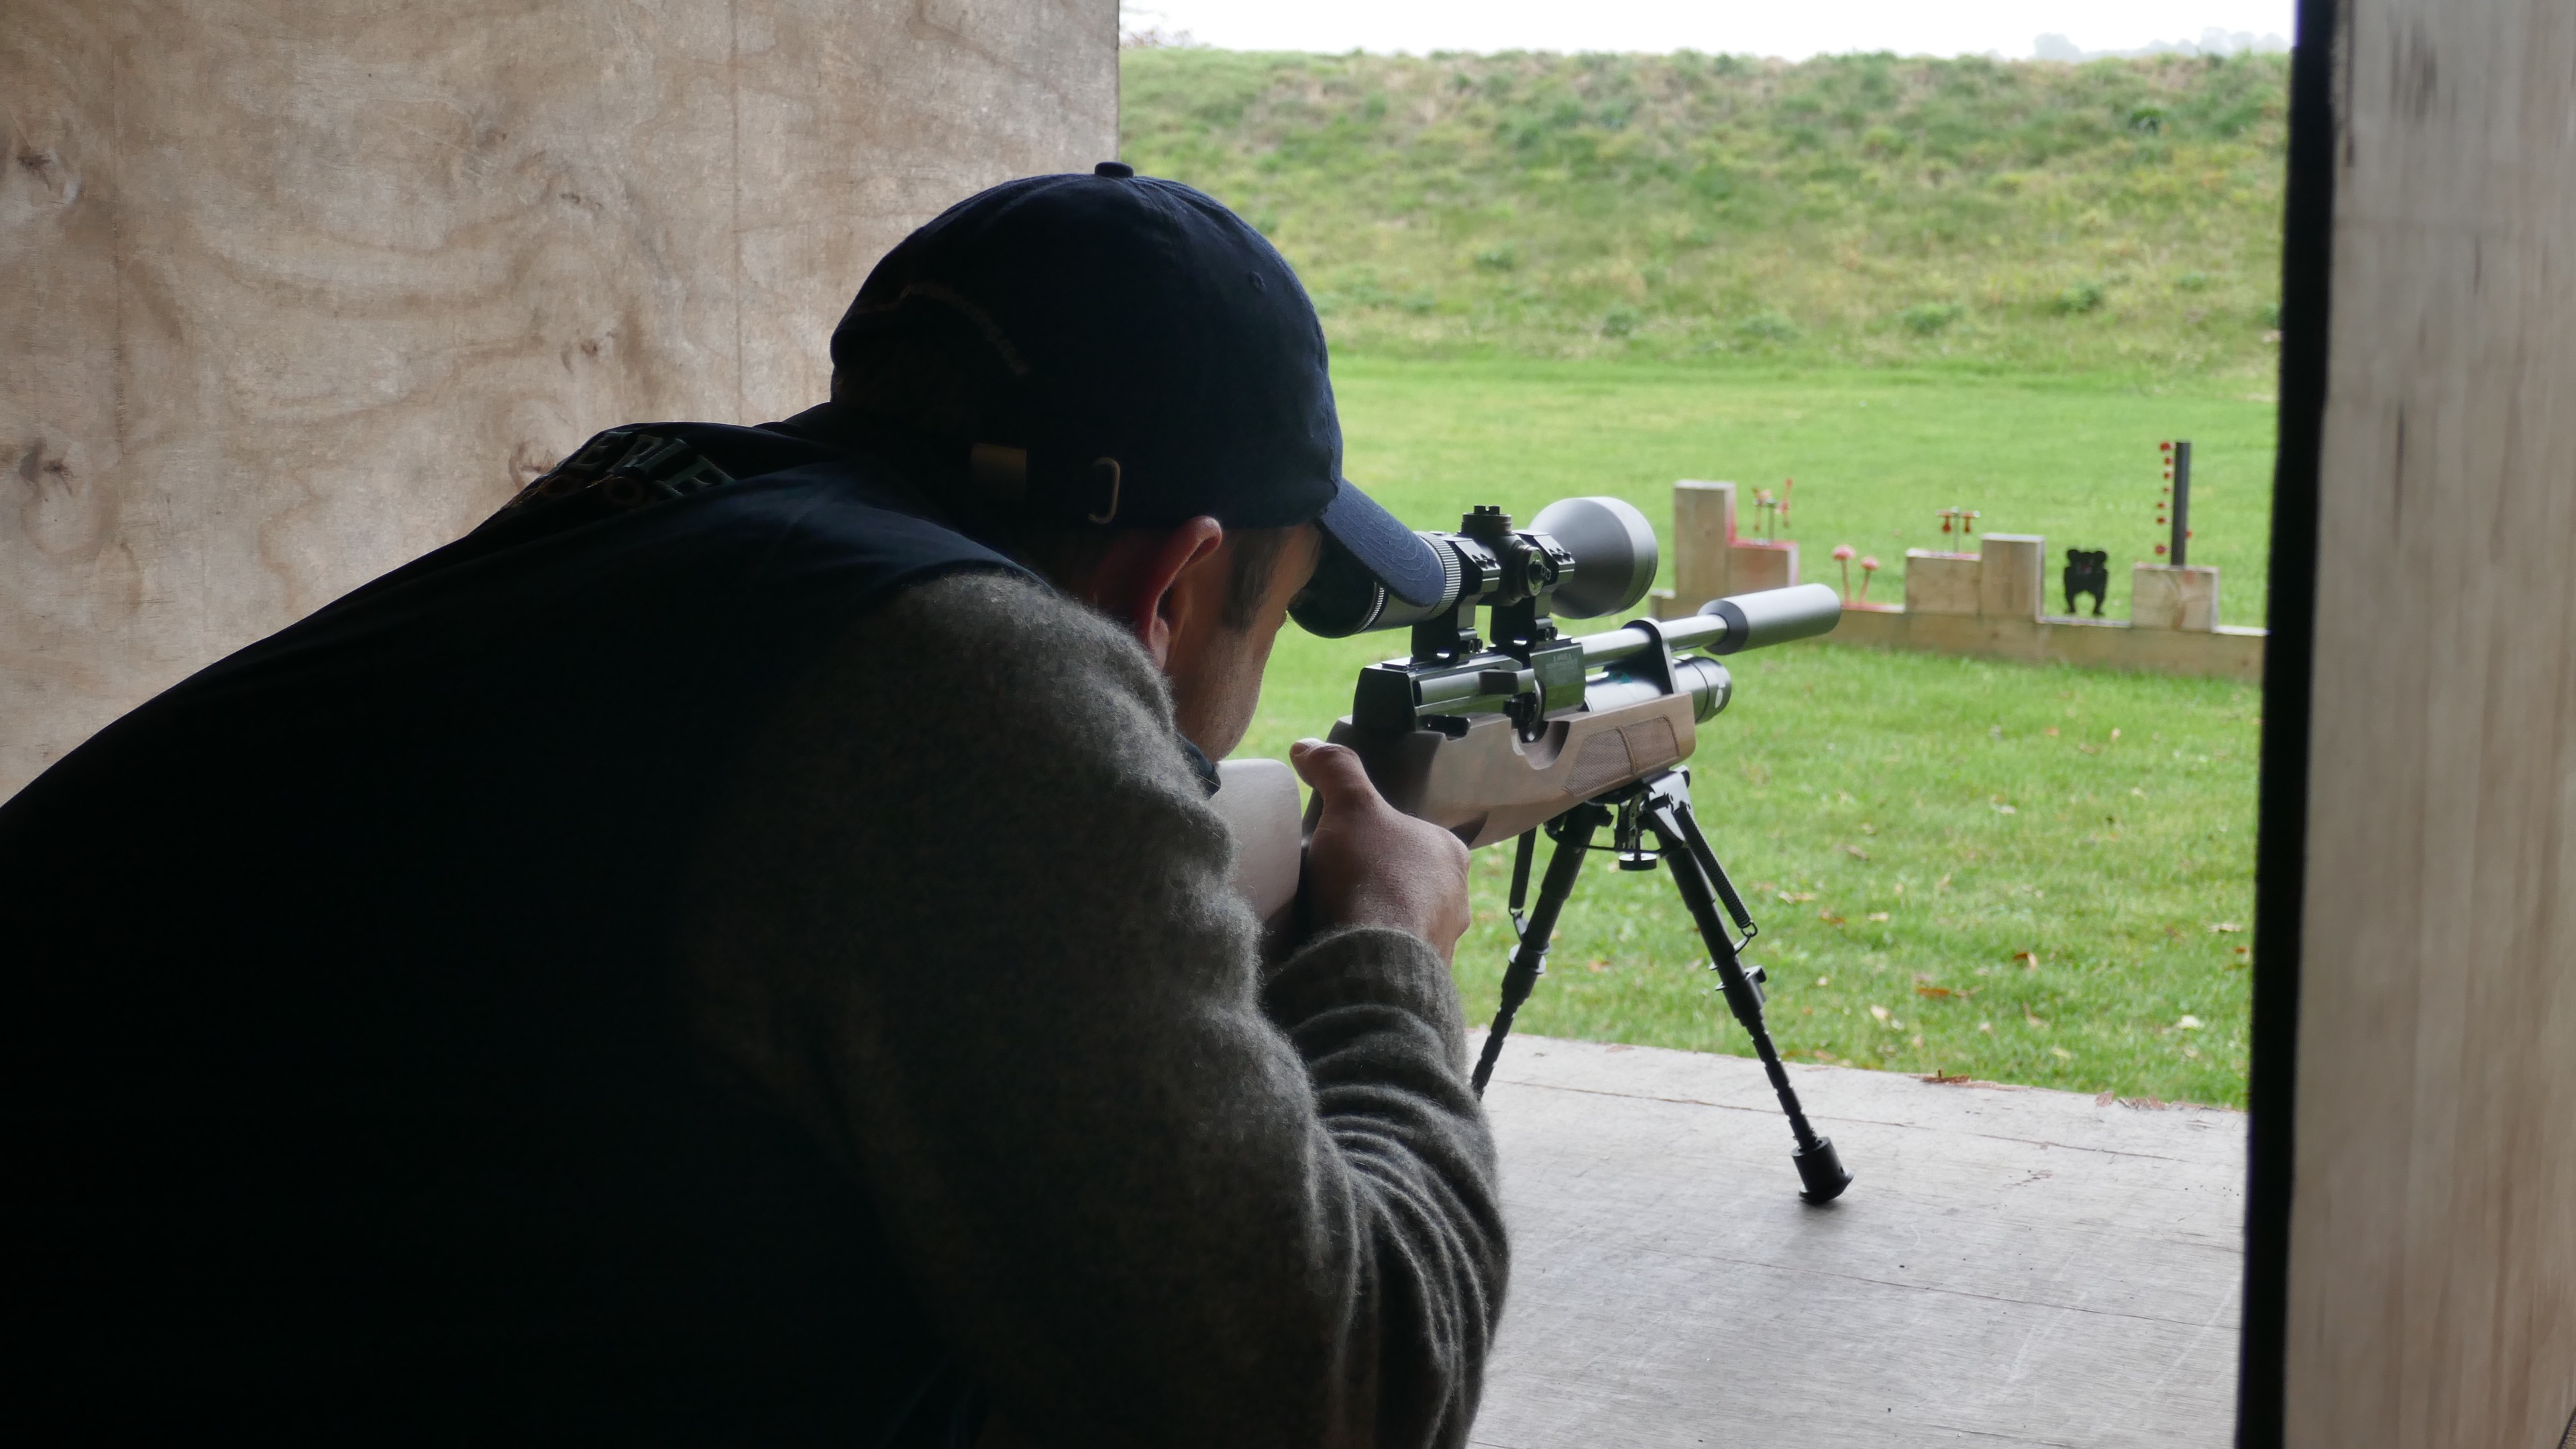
1240 359 2265 1105
1124 48 2287 376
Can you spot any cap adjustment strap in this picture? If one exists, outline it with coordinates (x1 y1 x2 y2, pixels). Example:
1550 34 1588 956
1085 458 1122 525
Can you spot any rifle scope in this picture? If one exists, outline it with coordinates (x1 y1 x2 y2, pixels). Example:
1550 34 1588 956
1299 490 1841 741
1290 496 1660 639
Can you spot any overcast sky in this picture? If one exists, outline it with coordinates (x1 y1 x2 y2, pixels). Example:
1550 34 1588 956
1122 1 2302 59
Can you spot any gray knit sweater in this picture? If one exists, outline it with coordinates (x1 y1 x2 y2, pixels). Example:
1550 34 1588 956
677 568 1508 1448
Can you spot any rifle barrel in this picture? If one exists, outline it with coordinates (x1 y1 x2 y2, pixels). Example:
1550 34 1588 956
1576 582 1841 664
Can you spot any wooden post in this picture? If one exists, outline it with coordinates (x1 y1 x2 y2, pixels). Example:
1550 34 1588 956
2131 564 2220 631
2247 1 2576 1444
1976 534 2045 621
1672 480 1737 606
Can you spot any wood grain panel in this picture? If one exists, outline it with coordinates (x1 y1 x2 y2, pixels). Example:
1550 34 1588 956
2284 0 2576 1442
0 0 1116 796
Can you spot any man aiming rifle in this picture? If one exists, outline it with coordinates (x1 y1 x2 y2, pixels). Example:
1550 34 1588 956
2 166 1498 1446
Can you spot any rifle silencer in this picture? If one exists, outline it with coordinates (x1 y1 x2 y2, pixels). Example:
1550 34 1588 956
1575 582 1844 665
1694 583 1843 654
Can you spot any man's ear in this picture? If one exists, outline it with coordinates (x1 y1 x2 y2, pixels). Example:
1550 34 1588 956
1108 516 1226 668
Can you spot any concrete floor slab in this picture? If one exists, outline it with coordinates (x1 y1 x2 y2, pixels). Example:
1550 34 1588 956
1470 1035 2246 1448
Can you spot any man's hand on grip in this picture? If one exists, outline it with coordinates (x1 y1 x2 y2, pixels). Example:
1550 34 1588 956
1291 738 1472 963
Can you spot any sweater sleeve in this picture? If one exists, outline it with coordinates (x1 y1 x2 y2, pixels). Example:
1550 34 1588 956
680 570 1507 1449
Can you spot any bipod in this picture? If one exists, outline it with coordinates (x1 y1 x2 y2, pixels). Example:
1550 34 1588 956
1469 769 1853 1203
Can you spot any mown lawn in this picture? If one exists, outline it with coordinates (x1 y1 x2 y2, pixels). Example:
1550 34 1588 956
1239 358 2267 1105
1326 354 2279 624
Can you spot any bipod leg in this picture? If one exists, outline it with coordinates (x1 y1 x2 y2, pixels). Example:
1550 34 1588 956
1640 773 1853 1203
1471 801 1608 1097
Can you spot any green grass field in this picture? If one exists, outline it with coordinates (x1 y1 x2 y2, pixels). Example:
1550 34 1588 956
1240 360 2266 1106
1321 356 2277 625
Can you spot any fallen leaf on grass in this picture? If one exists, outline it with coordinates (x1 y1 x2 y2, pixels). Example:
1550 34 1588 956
2078 743 2102 755
1843 844 1871 860
1778 890 1817 903
2050 1046 2074 1060
2013 950 2041 971
1818 910 1847 925
1866 911 1890 922
1914 985 1955 999
2176 1014 2203 1030
2025 1014 2050 1030
2208 921 2244 933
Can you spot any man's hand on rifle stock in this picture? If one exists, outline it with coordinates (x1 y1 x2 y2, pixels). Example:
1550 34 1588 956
1292 738 1473 963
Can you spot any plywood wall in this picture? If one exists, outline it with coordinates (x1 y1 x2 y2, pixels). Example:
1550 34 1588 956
0 0 1117 797
2284 0 2576 1442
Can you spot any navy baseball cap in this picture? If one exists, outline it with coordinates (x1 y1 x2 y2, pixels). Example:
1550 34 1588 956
830 162 1448 607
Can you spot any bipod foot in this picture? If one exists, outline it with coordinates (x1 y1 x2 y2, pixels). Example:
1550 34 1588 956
1638 771 1854 1203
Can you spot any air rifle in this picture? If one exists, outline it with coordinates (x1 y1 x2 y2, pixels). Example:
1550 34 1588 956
1214 499 1853 1202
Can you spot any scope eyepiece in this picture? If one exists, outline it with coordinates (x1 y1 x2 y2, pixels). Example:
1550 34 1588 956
1288 528 1468 637
1289 496 1660 639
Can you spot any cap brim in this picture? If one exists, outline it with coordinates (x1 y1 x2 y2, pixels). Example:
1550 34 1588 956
1318 481 1448 607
